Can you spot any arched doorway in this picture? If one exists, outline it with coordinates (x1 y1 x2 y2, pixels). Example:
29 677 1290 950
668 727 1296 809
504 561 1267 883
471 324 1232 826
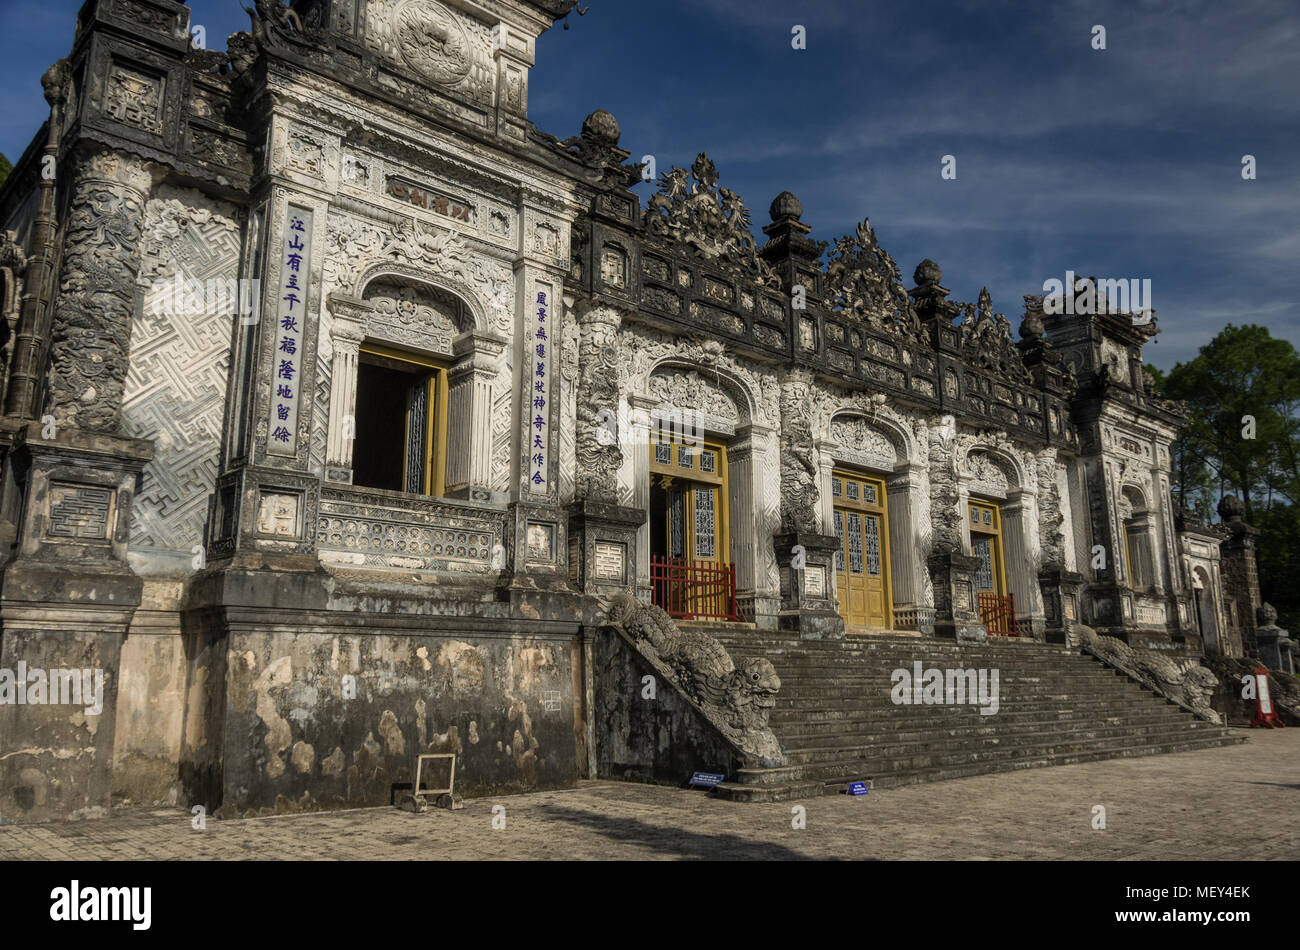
638 365 751 622
324 276 496 499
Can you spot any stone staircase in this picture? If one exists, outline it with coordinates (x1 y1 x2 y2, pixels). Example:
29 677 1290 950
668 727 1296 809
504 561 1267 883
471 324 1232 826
708 631 1246 801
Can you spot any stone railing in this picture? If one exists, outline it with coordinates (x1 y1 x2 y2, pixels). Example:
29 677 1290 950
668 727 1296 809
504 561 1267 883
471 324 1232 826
316 483 507 574
893 607 936 633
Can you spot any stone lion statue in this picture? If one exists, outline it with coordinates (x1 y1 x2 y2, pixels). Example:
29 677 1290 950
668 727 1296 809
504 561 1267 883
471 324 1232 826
604 593 784 762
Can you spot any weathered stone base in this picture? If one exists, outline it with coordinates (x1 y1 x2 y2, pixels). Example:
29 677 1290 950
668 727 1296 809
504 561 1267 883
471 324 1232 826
0 566 142 823
774 531 845 639
591 625 748 785
178 615 585 817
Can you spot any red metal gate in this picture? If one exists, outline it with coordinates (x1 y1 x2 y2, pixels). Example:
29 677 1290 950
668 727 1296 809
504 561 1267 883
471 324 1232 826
977 592 1019 636
651 556 743 622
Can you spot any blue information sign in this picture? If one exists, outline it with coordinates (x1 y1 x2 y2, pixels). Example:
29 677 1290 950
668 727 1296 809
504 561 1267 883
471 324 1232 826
688 771 725 788
847 781 870 796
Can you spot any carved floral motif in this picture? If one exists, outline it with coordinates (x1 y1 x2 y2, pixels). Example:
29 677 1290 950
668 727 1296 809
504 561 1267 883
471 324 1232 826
825 218 925 344
642 153 778 288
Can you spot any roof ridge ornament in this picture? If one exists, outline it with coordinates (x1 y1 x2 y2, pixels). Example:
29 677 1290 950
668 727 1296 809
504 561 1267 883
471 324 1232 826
824 217 925 344
642 153 778 288
956 288 1031 383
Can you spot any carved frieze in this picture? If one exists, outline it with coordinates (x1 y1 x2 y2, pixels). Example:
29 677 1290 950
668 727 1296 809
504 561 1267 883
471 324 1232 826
647 367 740 433
363 280 458 356
322 213 513 335
48 150 152 432
364 0 495 105
829 415 895 471
104 63 164 134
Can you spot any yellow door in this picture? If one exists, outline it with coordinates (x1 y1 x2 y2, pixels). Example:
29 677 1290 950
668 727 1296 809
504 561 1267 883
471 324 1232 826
969 499 1016 634
650 437 731 618
832 472 891 632
967 500 1006 596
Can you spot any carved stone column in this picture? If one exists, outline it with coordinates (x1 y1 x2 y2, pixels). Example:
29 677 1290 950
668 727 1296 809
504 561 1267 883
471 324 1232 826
729 422 782 628
574 304 623 504
446 331 506 499
46 150 153 433
926 418 985 641
0 149 161 822
814 439 837 536
324 295 370 483
886 468 926 624
1002 491 1045 638
629 394 659 600
566 307 639 599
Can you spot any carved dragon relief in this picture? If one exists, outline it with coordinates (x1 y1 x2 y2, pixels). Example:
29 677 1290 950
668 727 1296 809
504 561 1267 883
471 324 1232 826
605 592 784 764
575 311 625 504
779 371 820 533
1076 625 1223 724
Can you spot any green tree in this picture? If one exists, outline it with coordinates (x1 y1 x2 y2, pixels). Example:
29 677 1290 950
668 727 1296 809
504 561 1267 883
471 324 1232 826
1254 504 1300 632
1161 324 1300 522
0 152 12 190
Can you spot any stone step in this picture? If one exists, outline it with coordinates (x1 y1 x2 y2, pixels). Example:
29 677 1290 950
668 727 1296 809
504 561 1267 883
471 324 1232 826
785 728 1243 777
713 632 1239 795
774 670 1143 686
771 708 1197 739
774 685 1155 704
779 719 1230 755
817 732 1245 790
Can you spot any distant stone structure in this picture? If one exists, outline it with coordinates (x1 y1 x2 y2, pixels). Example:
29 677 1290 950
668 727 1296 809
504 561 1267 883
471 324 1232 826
0 0 1268 821
1254 604 1296 675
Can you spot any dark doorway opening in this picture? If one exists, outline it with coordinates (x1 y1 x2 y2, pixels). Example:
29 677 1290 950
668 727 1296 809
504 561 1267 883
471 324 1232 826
352 359 413 492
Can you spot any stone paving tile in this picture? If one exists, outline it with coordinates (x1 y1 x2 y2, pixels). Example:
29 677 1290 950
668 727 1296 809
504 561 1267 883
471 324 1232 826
1 730 1296 860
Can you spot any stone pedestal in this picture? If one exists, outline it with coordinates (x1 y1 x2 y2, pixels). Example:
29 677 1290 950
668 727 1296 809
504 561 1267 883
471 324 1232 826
1217 496 1261 657
501 501 571 594
773 531 843 639
567 499 644 597
928 551 987 642
1255 604 1295 675
0 423 153 822
1039 567 1085 645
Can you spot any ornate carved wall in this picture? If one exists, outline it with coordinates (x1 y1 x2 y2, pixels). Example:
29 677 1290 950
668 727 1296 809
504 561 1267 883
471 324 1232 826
126 185 241 560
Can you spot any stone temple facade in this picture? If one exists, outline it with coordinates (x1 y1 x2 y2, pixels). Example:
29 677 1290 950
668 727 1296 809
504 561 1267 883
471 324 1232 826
0 0 1262 821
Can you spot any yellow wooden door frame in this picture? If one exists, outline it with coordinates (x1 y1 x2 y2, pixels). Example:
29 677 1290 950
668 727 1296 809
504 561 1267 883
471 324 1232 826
650 436 729 565
359 341 448 497
832 470 893 630
967 499 1007 597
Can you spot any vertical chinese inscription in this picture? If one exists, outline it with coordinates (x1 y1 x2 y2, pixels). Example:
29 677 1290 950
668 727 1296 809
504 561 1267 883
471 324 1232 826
268 206 313 455
528 282 553 491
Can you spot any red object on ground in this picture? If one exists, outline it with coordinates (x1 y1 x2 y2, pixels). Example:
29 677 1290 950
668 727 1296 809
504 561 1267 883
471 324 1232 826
1249 666 1285 728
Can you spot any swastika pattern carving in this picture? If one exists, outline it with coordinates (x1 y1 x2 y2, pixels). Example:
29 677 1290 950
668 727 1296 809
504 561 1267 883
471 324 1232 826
48 483 113 540
126 186 240 554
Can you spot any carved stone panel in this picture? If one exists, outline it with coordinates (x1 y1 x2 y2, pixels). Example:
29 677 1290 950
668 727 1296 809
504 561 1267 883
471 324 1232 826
126 186 241 556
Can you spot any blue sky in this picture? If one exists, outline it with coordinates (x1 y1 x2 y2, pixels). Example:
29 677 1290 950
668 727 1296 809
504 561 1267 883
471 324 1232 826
2 0 1296 369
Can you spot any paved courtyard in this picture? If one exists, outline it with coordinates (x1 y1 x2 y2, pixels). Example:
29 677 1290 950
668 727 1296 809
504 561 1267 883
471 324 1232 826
2 729 1296 860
